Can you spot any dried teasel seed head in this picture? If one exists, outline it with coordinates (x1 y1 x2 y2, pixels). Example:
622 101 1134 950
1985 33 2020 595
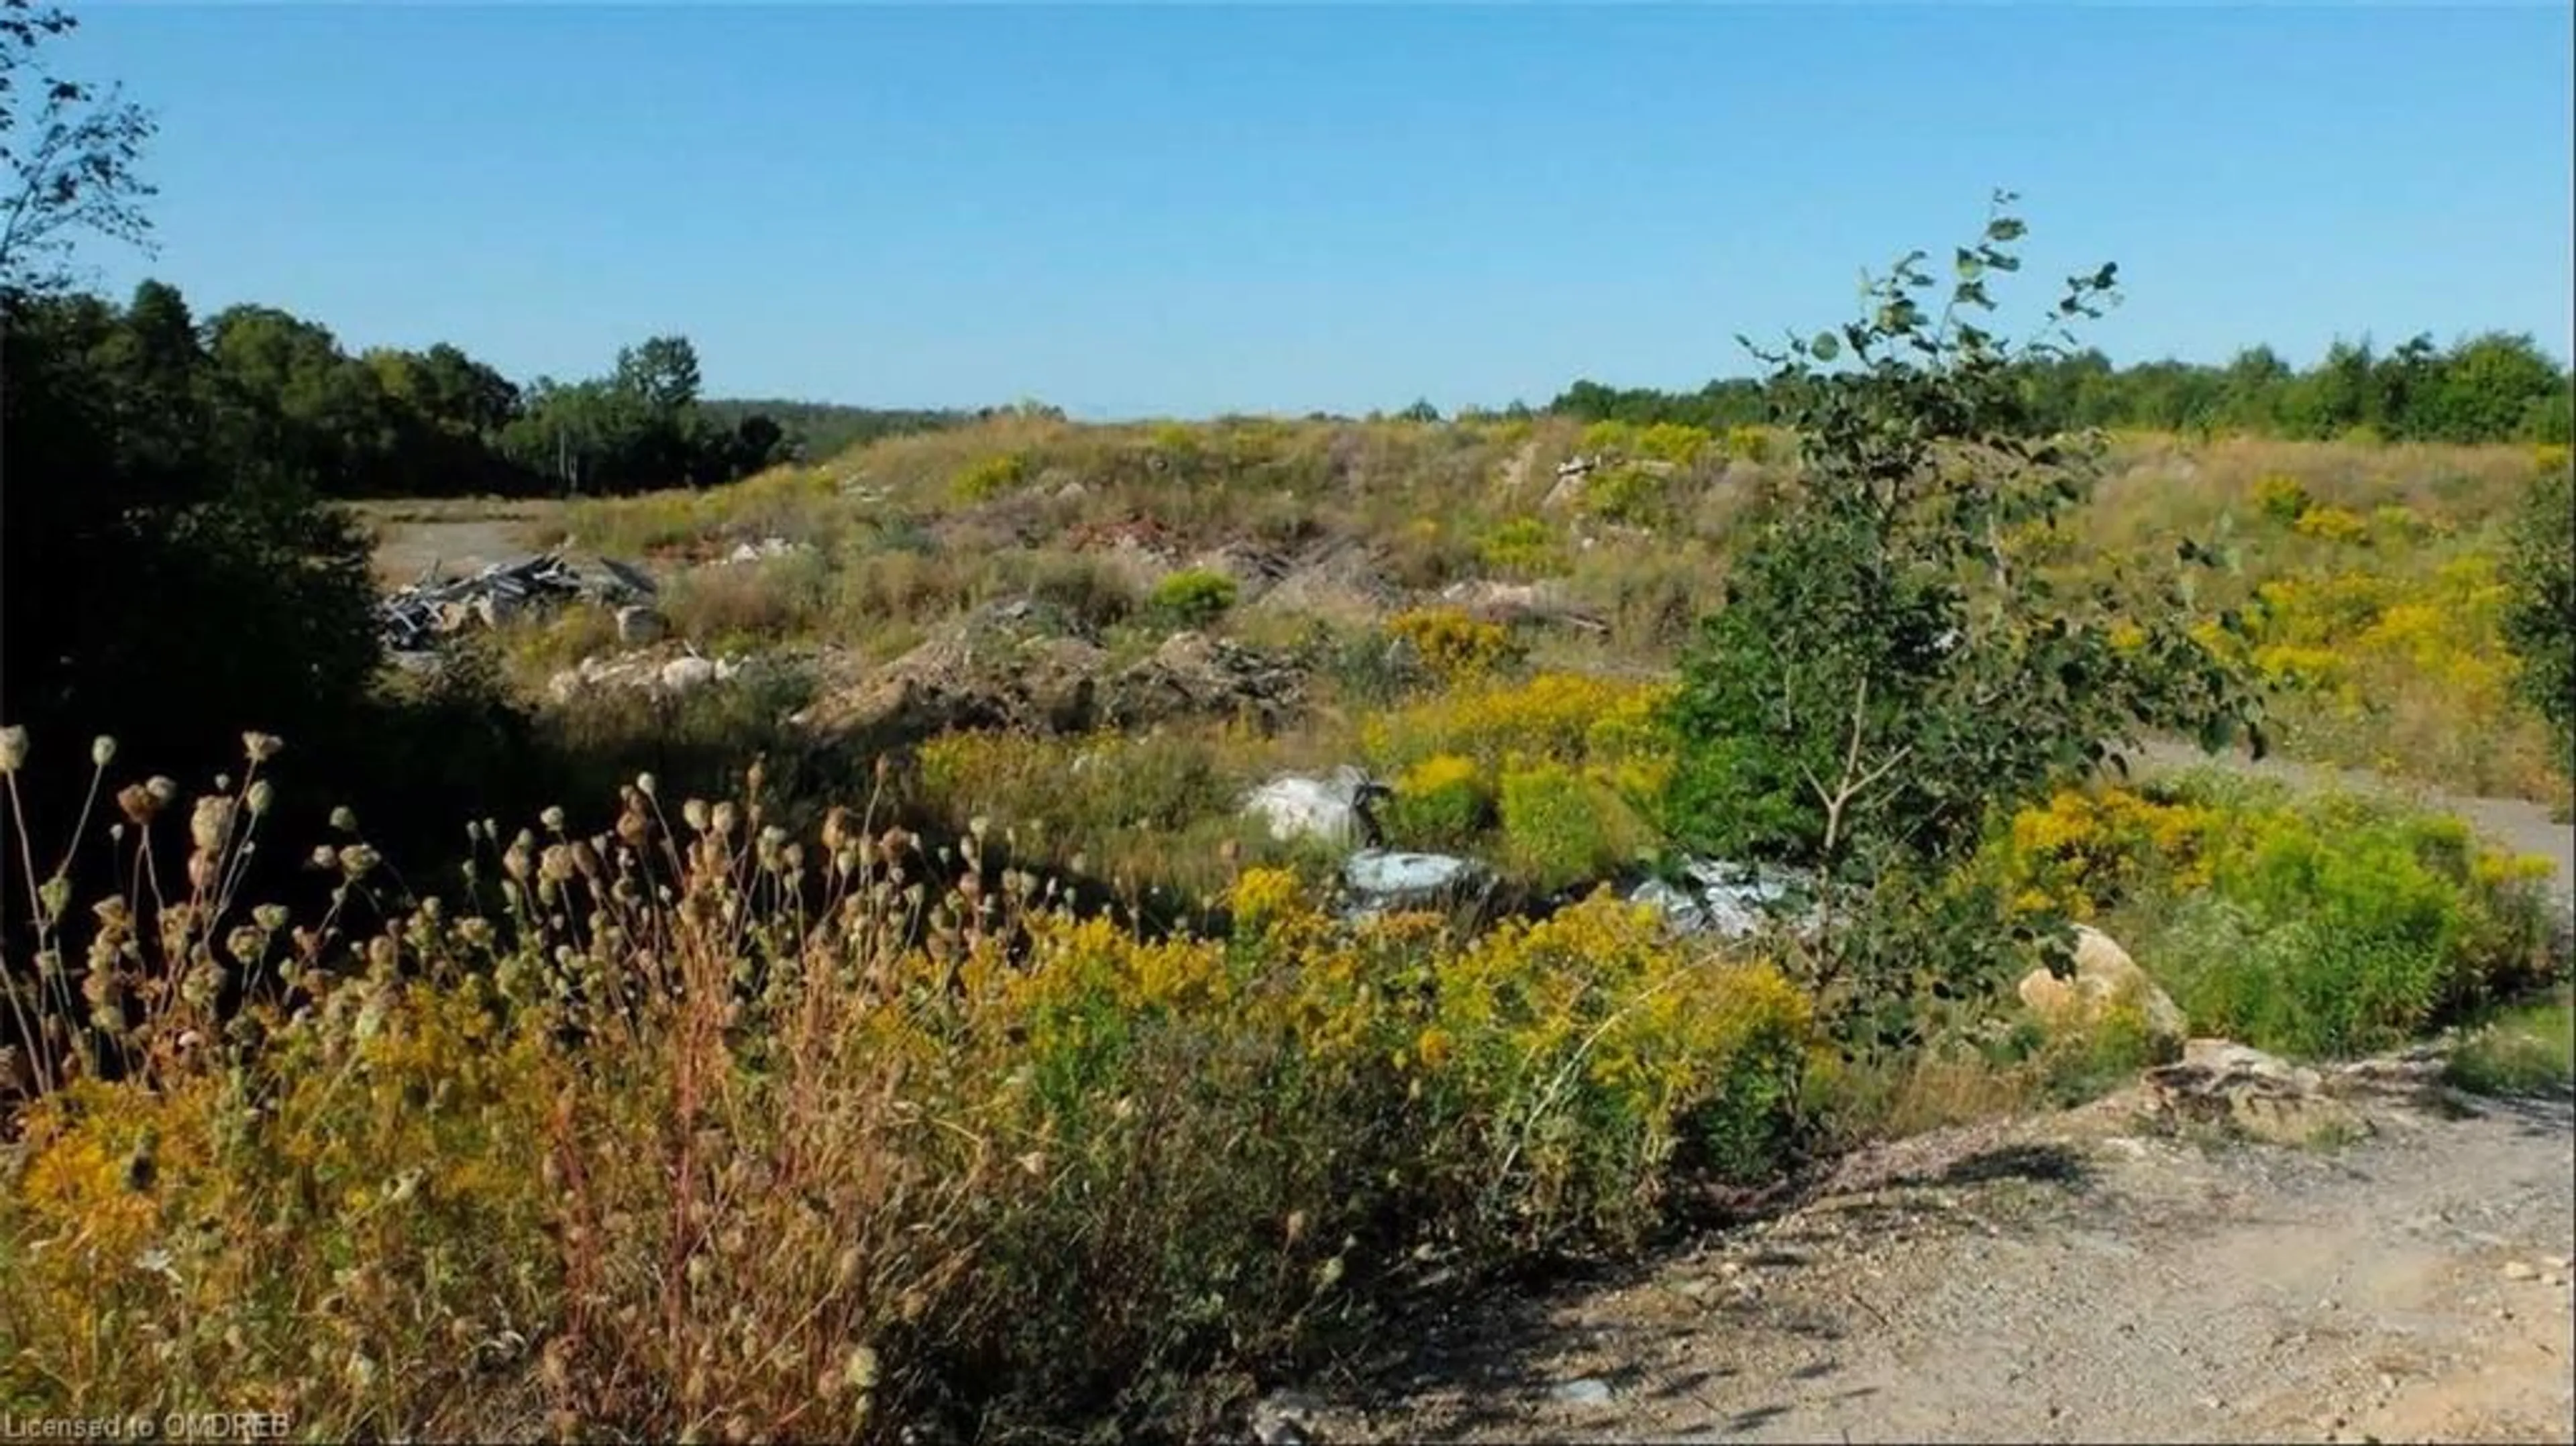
190 797 237 854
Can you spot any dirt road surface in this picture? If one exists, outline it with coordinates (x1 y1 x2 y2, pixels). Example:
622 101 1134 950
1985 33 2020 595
353 501 564 588
1281 1084 2575 1446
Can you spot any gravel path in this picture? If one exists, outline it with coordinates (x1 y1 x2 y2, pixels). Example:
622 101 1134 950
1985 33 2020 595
1283 1087 2575 1446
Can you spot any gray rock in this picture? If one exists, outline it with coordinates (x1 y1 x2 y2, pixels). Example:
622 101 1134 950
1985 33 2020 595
1245 767 1388 848
658 655 731 695
1549 1377 1616 1407
1631 858 1818 941
719 536 810 565
2140 1039 2375 1146
1342 848 1491 917
615 605 668 646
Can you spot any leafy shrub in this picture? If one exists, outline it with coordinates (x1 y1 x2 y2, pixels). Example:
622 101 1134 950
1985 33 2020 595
1581 463 1672 526
2253 473 2314 523
1383 753 1496 851
1496 759 1653 893
2292 504 2371 545
2504 455 2575 775
1146 568 1240 628
2369 504 2432 543
1661 196 2262 1050
1361 673 1675 780
1986 773 2560 1058
2241 553 2563 797
952 451 1030 503
1477 517 1566 579
1633 423 1713 467
1576 419 1635 455
1994 785 2217 920
1147 422 1200 465
1386 608 1522 682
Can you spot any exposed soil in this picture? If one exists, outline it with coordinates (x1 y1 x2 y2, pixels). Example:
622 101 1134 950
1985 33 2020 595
356 501 566 588
1277 1084 2576 1446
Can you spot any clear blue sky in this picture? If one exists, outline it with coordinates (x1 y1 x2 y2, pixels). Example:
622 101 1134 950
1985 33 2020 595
60 1 2576 419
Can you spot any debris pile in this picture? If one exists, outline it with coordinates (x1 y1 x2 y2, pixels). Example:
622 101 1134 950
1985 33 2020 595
378 554 655 653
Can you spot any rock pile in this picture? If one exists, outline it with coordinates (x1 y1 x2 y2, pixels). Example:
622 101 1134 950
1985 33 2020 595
792 603 1309 746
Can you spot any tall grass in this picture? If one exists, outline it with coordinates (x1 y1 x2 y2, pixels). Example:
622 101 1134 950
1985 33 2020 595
0 731 1814 1441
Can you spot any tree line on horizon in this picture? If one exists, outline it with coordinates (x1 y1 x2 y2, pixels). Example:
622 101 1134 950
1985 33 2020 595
1542 331 2573 445
18 280 2567 520
5 276 986 502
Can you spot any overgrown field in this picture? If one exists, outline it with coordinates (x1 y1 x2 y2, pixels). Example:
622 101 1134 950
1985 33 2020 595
7 242 2573 1441
0 734 2560 1441
496 416 2575 879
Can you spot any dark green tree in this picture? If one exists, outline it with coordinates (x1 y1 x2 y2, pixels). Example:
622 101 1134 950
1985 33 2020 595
615 333 702 416
2503 457 2575 779
1662 194 2265 1052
